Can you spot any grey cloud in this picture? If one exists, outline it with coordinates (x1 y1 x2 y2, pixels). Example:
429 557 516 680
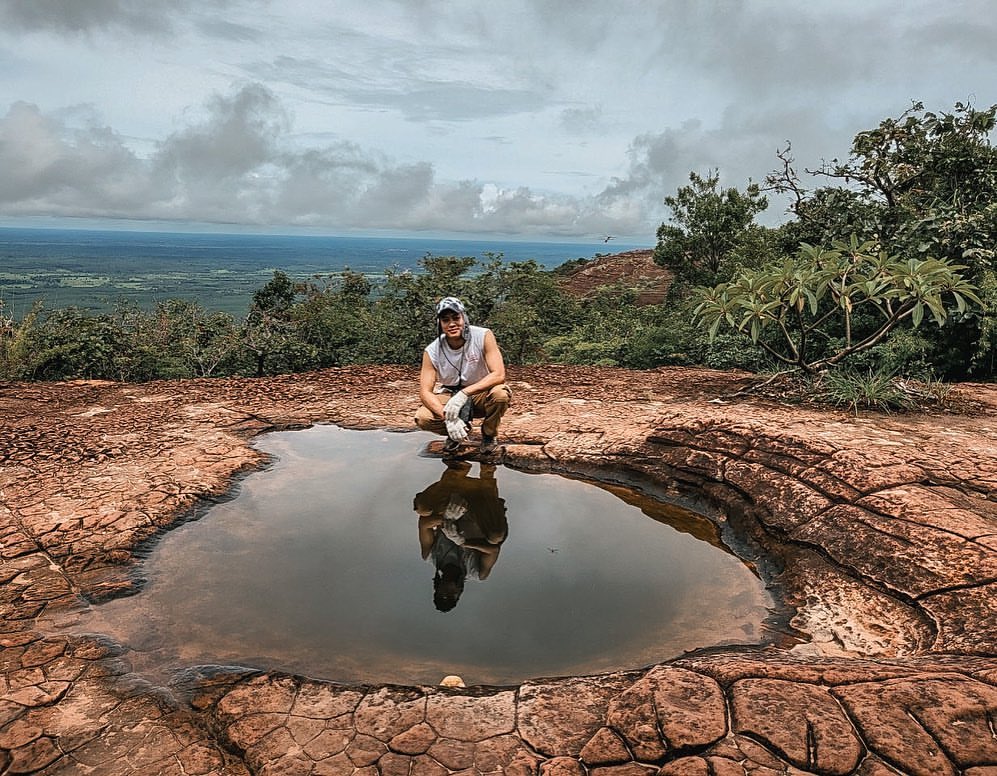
1 0 182 34
0 0 259 36
560 106 605 135
595 103 855 229
193 16 263 42
652 4 875 98
368 83 548 122
251 55 549 122
648 2 996 105
905 18 997 66
158 84 288 180
501 1 987 110
0 85 649 237
0 101 170 216
271 146 431 227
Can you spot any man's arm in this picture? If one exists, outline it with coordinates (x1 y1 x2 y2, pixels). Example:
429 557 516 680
460 329 506 396
465 542 500 580
418 515 441 559
419 351 447 418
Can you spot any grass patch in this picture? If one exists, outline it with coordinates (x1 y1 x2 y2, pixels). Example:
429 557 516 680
821 368 913 414
732 368 965 415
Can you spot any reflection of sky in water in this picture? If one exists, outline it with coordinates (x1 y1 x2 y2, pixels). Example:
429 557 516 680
70 426 773 686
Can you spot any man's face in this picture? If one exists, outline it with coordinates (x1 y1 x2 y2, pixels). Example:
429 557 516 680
438 311 463 337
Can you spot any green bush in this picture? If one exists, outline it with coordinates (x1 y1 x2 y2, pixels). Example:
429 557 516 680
543 333 623 366
821 367 912 414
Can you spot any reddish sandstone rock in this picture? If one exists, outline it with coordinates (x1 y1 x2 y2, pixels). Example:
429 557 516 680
921 581 997 653
834 674 997 776
730 678 862 774
704 758 748 776
302 728 352 760
656 757 710 776
290 681 363 720
425 689 515 741
410 754 449 776
791 504 997 597
473 733 536 772
556 249 670 306
589 764 658 775
604 666 726 762
426 737 476 771
215 675 297 719
2 366 997 776
604 672 667 761
645 666 727 750
518 672 638 757
540 755 586 775
354 686 426 742
388 720 436 755
579 726 632 766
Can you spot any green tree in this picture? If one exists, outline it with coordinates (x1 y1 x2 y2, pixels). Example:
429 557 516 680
373 255 477 364
242 270 310 376
145 300 241 378
767 102 997 376
24 307 128 380
0 301 42 380
292 269 376 366
693 238 983 373
654 170 771 285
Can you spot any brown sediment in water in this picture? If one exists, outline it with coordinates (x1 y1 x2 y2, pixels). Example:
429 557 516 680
2 365 997 774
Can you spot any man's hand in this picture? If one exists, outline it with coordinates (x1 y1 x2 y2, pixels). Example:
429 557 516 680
445 417 469 441
444 390 469 422
443 496 467 521
441 519 464 545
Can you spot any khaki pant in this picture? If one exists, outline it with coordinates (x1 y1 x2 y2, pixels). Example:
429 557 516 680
415 385 512 439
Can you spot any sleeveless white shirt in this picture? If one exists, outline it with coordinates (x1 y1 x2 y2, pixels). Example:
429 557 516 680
425 325 490 392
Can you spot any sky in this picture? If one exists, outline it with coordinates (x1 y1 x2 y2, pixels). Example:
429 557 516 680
0 0 994 242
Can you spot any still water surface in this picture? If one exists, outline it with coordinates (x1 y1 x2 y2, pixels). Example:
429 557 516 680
69 427 772 686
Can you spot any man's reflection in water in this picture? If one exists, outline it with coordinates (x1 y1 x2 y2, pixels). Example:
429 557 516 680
413 462 508 612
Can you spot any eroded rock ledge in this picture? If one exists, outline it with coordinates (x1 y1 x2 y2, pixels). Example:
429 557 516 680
2 365 996 775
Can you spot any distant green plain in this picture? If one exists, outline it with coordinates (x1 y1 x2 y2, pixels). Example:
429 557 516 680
0 259 389 318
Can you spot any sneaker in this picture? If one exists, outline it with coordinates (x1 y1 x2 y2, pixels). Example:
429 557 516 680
480 434 498 454
442 437 461 455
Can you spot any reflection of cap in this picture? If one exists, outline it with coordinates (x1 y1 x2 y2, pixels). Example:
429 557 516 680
436 296 465 317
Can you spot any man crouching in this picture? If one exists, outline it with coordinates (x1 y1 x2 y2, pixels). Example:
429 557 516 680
415 296 511 455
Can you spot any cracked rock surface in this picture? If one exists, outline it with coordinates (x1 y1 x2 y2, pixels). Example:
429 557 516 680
2 365 996 775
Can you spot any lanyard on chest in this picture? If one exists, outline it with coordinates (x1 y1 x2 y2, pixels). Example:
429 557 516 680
440 336 467 389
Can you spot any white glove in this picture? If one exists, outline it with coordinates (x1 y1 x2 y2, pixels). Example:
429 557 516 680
445 417 468 442
444 390 469 422
443 496 467 521
441 519 465 545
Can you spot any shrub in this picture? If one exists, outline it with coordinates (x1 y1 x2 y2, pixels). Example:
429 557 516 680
821 367 912 414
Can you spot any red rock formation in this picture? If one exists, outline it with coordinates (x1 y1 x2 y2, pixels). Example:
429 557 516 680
1 366 996 774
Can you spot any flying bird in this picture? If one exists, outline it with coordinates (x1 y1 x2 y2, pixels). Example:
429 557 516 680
602 235 615 243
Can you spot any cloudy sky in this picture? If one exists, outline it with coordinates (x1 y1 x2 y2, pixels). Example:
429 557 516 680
0 0 993 241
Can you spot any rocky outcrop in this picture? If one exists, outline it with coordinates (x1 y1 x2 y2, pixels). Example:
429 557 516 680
555 249 671 306
1 365 996 774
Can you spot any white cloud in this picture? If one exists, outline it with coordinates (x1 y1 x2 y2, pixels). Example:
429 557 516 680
0 85 652 236
0 1 994 239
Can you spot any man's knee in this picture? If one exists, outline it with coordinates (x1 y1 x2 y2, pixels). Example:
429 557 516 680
414 406 438 431
487 384 511 407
